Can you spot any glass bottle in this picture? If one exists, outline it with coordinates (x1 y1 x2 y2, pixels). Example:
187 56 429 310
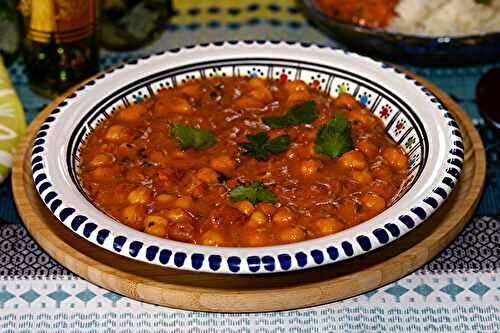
19 0 99 98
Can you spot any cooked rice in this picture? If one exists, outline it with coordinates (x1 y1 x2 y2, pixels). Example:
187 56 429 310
389 0 500 36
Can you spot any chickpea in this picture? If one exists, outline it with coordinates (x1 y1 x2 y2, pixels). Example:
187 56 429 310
89 153 114 168
347 110 377 127
90 166 116 181
371 165 393 182
382 147 409 171
196 167 219 184
105 125 129 142
240 230 268 247
299 159 323 178
278 226 306 243
156 193 175 203
97 143 113 154
144 215 169 237
174 196 193 209
191 183 208 199
315 218 344 236
173 149 187 159
180 83 202 99
117 142 136 160
338 151 367 170
125 168 145 183
148 150 165 164
365 179 396 200
284 80 308 94
166 208 190 223
170 96 194 114
247 210 268 227
116 104 143 122
334 93 358 110
360 193 386 214
272 207 295 225
200 229 226 246
122 204 145 230
209 155 237 174
234 200 255 216
168 221 195 243
351 169 373 185
256 202 276 215
247 77 267 88
127 186 153 204
287 91 311 104
357 140 378 160
233 96 264 109
337 199 359 227
248 87 273 104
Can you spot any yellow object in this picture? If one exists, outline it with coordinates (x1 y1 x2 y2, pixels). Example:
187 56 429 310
29 0 56 43
0 56 26 183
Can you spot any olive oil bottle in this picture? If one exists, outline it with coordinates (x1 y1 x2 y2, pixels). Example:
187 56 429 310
19 0 99 98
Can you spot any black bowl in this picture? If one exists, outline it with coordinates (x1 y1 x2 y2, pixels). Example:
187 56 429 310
298 0 500 66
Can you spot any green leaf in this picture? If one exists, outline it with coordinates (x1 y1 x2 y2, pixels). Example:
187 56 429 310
171 124 216 150
263 100 318 128
314 114 353 159
475 0 492 5
264 135 290 154
287 101 318 125
239 132 290 161
229 182 278 204
262 116 289 129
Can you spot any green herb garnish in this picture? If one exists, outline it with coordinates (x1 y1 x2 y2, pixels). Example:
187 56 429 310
314 114 353 159
171 124 216 150
229 181 278 204
239 132 290 161
475 0 492 5
263 100 318 128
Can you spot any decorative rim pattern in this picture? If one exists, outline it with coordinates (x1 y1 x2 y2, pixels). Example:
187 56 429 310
31 41 464 274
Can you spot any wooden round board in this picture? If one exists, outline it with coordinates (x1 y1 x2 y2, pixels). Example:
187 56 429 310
12 70 486 313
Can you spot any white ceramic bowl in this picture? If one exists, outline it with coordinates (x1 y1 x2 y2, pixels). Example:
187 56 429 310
31 41 463 274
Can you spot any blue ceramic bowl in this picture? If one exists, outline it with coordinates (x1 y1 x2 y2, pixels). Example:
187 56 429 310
299 0 500 66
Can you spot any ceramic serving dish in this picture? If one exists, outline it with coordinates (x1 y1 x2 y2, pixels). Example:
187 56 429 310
298 0 500 66
31 41 463 274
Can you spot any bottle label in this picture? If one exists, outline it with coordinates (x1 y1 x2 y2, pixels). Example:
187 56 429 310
22 0 96 44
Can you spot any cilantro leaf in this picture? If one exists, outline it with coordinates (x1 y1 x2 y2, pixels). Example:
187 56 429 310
263 100 318 128
262 115 290 129
314 114 353 159
171 124 216 150
265 135 290 154
229 181 278 204
239 133 269 161
287 101 319 125
476 0 492 5
239 132 290 161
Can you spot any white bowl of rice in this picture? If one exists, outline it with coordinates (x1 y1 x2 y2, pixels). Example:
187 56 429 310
301 0 500 65
390 0 500 36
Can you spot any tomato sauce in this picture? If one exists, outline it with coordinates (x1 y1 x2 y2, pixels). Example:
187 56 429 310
79 76 409 247
314 0 399 28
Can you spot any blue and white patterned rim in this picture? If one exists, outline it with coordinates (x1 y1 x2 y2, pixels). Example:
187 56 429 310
31 41 463 274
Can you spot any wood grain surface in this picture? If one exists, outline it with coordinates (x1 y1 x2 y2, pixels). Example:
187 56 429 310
11 70 486 313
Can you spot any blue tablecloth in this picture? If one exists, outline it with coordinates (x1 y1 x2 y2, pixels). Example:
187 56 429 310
0 1 498 331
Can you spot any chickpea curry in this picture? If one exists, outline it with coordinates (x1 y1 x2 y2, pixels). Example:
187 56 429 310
314 0 399 28
79 76 409 247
